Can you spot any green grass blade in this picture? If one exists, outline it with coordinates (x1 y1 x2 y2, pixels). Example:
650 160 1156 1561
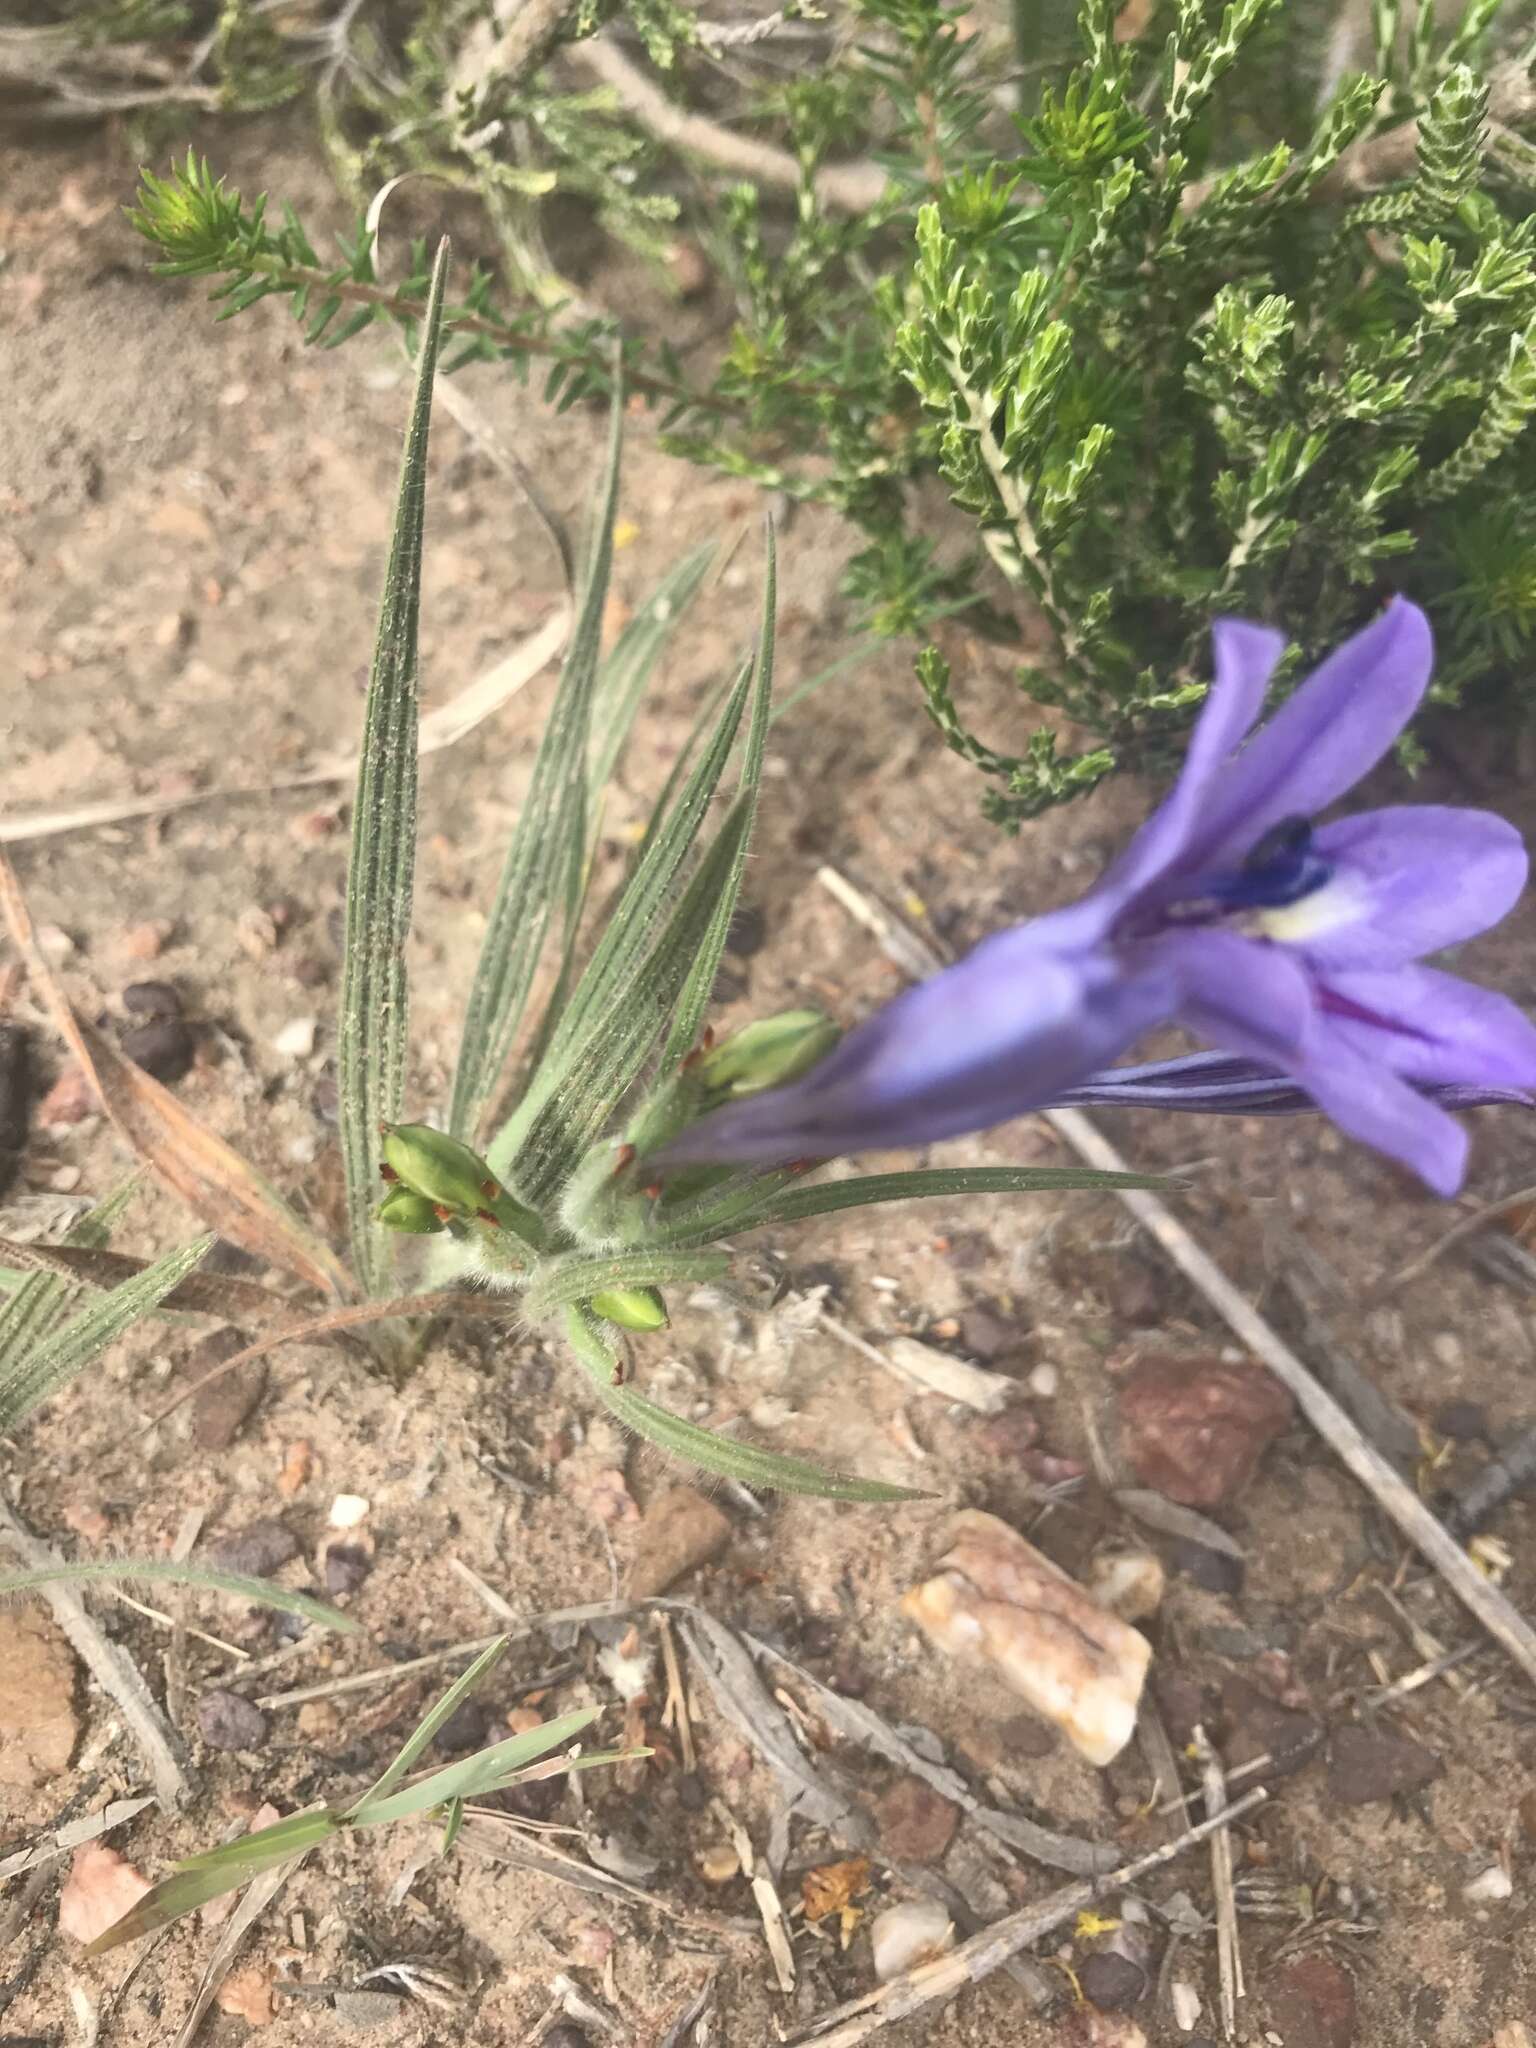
659 527 775 1068
0 1180 138 1379
342 1636 508 1819
564 1305 923 1502
337 238 450 1297
0 1560 357 1634
353 1706 600 1825
447 398 625 1143
86 1812 336 1953
587 541 716 800
735 1164 1172 1231
0 1233 213 1432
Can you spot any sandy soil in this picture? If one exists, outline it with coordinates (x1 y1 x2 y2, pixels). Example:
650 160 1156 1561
3 114 1535 2048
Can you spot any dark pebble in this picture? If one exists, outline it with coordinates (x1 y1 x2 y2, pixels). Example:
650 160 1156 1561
0 1023 30 1199
183 1326 262 1450
1220 1675 1323 1781
121 1015 195 1082
1078 1951 1147 2010
322 1543 373 1596
1262 1953 1357 2048
1104 1257 1165 1328
1152 1671 1210 1750
197 1687 268 1752
121 980 183 1018
724 902 767 958
1169 1536 1245 1594
1434 1399 1490 1443
1326 1724 1441 1806
543 2028 592 2048
213 1518 300 1578
433 1698 489 1755
675 1771 708 1813
958 1305 1017 1363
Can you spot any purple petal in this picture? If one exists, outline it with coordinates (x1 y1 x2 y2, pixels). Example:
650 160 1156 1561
1290 1028 1469 1196
1062 1050 1534 1115
1190 599 1434 872
1150 928 1317 1064
657 914 1179 1166
1321 965 1536 1089
1297 806 1529 969
1101 618 1283 898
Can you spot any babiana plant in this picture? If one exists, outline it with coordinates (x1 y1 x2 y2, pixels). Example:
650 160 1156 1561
118 0 1536 824
0 239 1157 1530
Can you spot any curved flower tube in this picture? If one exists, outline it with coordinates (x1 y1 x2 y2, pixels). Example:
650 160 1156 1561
659 601 1536 1195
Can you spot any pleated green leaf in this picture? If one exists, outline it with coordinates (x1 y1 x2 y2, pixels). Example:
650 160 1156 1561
337 239 450 1296
0 1232 213 1433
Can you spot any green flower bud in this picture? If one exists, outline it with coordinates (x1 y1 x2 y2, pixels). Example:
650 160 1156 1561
381 1123 498 1215
698 1010 840 1099
376 1185 447 1234
590 1286 669 1332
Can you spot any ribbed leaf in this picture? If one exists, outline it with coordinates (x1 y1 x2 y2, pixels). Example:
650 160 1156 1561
86 1811 337 1953
736 1164 1170 1231
659 528 775 1068
0 1181 137 1380
0 1559 356 1634
337 239 450 1296
448 399 625 1143
587 541 715 800
0 1233 213 1432
565 1304 923 1501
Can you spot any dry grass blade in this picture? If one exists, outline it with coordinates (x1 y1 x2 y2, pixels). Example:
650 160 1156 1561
0 850 350 1300
142 1288 498 1428
0 1796 156 1884
0 1498 189 1811
337 237 451 1295
784 1789 1267 2047
1372 1179 1536 1302
816 865 1536 1696
1194 1726 1243 2037
0 1235 298 1322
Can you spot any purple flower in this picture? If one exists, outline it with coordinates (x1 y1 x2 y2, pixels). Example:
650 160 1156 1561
660 600 1536 1195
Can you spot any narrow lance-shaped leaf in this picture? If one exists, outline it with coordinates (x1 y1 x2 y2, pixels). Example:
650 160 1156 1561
342 1637 508 1818
337 238 451 1296
0 1180 137 1381
587 540 716 801
661 526 775 1068
564 1304 924 1502
353 1706 603 1824
0 1233 213 1433
0 1559 357 1635
448 396 625 1143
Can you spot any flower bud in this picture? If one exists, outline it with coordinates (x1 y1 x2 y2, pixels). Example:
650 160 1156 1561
381 1123 497 1215
698 1011 839 1100
376 1185 447 1234
591 1286 669 1332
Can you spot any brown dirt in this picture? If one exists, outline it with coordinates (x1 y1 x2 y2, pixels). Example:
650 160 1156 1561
3 116 1536 2048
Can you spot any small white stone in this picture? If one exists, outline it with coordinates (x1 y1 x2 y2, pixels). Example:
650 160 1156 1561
1027 1362 1059 1397
328 1493 370 1530
1086 1549 1166 1623
273 1016 318 1059
1462 1863 1513 1903
1171 1980 1203 2032
869 1902 953 1982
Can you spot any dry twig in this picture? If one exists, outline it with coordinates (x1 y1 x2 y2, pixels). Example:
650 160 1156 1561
1194 1727 1243 2038
815 865 1536 1694
0 1498 189 1811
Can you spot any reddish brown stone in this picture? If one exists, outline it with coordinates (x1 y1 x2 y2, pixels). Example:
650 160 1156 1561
1118 1354 1292 1507
874 1775 960 1864
1263 1954 1357 2048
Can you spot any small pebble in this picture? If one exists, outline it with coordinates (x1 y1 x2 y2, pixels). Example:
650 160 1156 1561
697 1843 741 1884
213 1518 300 1578
328 1493 370 1529
332 1991 405 2031
183 1326 262 1451
506 1706 543 1736
543 2028 592 2048
1262 1953 1357 2048
1462 1864 1513 1903
1080 1950 1149 2011
38 1062 94 1127
121 1015 195 1083
273 1016 318 1059
958 1305 1016 1363
297 1701 342 1742
874 1775 960 1864
36 924 74 963
1170 1981 1203 2032
322 1543 372 1596
197 1688 268 1752
869 1901 954 1982
121 979 182 1018
1027 1362 1058 1397
1119 1353 1292 1507
1169 1536 1244 1595
121 920 173 961
627 1485 731 1598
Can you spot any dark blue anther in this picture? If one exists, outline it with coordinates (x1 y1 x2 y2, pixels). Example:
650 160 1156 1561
1159 816 1334 926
